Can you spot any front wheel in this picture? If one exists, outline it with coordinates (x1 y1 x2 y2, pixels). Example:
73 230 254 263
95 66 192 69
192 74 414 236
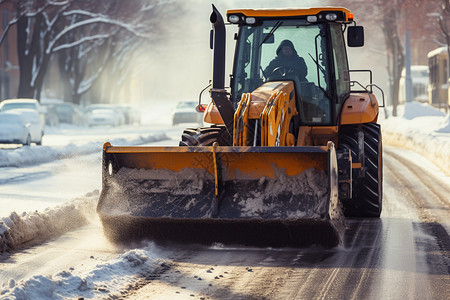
179 125 232 146
338 123 383 218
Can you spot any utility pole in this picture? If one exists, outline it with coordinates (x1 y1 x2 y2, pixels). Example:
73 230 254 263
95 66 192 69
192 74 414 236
404 30 413 103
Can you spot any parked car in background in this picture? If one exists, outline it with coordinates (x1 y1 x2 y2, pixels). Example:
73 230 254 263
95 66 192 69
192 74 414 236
0 111 32 146
117 105 141 125
0 98 45 137
0 110 43 145
172 101 203 125
41 103 60 127
52 103 84 125
0 98 40 111
14 109 44 145
85 104 125 127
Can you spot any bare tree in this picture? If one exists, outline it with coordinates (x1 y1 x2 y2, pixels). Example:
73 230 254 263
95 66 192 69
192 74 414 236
0 1 69 99
380 2 404 116
54 1 170 105
331 0 444 116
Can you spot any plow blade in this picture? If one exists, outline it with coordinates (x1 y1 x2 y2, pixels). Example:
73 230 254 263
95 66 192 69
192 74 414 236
97 142 345 247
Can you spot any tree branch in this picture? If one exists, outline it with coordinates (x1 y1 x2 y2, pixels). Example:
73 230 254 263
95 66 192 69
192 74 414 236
52 33 111 52
47 16 148 54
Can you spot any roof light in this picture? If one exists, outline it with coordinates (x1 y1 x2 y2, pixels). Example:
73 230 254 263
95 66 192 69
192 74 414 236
228 15 240 23
325 13 338 21
245 17 256 24
307 16 318 22
348 13 354 21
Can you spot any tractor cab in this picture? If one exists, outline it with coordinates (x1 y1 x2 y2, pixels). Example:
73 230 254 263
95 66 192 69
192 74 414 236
227 8 362 126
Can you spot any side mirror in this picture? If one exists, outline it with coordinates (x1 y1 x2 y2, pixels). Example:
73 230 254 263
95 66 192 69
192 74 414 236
347 26 364 47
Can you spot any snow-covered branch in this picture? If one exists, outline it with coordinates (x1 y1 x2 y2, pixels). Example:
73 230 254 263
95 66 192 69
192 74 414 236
52 34 111 52
63 9 107 19
0 16 19 47
47 16 147 54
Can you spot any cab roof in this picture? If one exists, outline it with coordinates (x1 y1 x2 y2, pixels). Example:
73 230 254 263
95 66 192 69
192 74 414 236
227 7 353 22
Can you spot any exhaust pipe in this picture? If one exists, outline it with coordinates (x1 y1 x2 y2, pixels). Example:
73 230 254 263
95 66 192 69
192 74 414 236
210 4 226 90
210 4 234 137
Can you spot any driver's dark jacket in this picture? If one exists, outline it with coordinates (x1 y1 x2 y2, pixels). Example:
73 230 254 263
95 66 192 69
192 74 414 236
264 53 308 81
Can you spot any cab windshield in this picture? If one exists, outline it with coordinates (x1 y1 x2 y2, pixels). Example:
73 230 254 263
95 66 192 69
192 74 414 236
232 20 334 124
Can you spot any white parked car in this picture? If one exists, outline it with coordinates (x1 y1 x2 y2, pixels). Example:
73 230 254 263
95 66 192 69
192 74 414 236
85 104 126 127
86 108 122 127
0 98 46 134
14 109 44 145
117 105 141 125
172 101 203 125
0 111 32 146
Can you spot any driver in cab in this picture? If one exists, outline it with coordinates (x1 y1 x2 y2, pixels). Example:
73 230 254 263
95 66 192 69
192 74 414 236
264 39 308 82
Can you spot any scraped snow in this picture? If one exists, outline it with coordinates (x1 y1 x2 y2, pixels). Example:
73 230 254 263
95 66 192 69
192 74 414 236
1 243 166 299
380 102 450 174
238 168 329 219
0 191 98 253
99 165 330 220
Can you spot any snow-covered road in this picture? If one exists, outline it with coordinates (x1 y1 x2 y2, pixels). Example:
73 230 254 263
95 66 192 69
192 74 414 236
0 102 449 299
0 122 179 216
2 145 449 299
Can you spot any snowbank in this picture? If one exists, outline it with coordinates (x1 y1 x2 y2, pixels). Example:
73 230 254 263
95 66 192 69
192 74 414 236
380 102 450 175
0 132 168 168
0 191 98 253
1 243 166 299
0 130 170 253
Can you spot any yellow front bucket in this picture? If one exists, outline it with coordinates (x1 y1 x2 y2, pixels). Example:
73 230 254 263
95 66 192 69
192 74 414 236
97 142 344 247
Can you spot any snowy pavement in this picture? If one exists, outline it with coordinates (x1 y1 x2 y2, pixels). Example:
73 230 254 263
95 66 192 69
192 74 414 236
0 124 169 168
379 102 450 176
0 102 449 299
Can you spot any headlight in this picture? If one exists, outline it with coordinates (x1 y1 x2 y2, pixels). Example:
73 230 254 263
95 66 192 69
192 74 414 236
228 15 240 23
325 13 338 21
307 16 318 23
245 17 256 24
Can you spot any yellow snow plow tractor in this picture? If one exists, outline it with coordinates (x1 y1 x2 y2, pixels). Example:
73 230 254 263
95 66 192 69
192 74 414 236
97 6 384 247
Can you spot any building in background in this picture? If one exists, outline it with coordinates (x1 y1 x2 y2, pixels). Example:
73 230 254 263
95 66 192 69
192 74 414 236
428 46 449 110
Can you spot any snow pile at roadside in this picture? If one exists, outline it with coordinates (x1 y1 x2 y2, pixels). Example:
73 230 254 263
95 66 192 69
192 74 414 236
0 191 98 253
1 243 166 299
380 102 450 175
0 132 168 167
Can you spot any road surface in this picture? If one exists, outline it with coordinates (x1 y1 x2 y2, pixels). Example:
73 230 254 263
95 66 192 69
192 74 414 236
0 127 448 299
124 146 449 299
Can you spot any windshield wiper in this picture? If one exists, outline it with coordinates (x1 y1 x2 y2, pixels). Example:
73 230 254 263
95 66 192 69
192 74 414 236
259 21 283 48
308 53 331 100
308 53 326 75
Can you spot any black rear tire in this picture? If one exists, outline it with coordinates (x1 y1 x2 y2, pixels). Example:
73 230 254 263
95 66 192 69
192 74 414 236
338 123 382 218
179 125 232 146
23 134 31 146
